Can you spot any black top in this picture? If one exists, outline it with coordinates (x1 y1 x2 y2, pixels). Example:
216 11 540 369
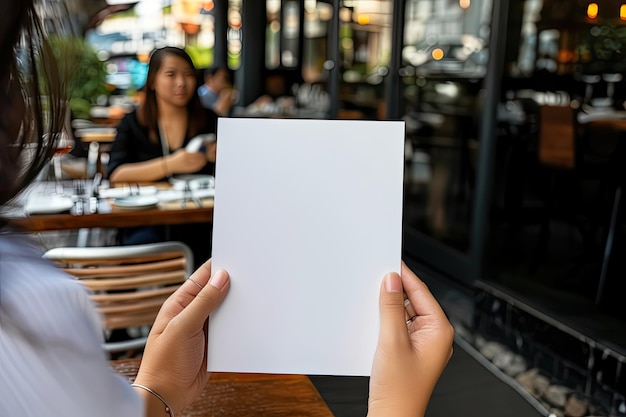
107 108 219 180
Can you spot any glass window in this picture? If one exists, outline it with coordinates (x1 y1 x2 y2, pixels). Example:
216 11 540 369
485 0 626 323
86 0 218 88
265 0 300 69
302 1 333 83
266 0 282 68
482 1 626 410
337 0 393 120
402 0 492 252
282 0 300 67
227 0 243 69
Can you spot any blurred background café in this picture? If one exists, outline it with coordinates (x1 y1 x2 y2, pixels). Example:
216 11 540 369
11 0 626 416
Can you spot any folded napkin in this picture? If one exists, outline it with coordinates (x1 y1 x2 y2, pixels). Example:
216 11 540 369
26 195 74 215
170 175 215 190
156 188 215 202
98 186 158 199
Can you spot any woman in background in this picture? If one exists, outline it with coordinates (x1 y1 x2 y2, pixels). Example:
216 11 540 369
0 2 453 416
107 47 218 266
108 47 217 183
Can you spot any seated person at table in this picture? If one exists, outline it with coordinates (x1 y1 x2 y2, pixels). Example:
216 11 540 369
197 65 236 116
244 70 295 115
107 46 218 266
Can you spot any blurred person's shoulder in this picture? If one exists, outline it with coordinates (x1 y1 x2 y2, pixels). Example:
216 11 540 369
116 108 148 138
199 107 220 132
118 108 140 127
0 234 101 345
203 106 220 120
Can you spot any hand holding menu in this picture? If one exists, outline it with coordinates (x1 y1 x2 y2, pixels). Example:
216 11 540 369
209 118 405 376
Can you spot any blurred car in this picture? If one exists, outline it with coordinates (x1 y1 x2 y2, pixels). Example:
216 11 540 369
402 34 487 76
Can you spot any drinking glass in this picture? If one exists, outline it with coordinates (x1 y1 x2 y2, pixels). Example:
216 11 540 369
50 133 74 195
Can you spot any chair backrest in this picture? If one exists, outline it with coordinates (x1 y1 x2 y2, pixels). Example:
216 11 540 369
538 105 576 170
577 120 622 172
43 242 194 353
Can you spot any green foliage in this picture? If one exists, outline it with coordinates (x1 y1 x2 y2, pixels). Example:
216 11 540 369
46 35 109 119
105 8 137 20
185 45 214 69
579 25 626 74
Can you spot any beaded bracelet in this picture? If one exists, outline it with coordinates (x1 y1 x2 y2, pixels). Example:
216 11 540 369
131 383 175 417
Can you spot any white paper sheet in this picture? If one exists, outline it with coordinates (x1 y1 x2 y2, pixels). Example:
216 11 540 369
209 118 405 376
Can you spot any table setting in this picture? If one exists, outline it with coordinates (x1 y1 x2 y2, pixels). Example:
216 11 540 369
98 175 215 209
21 177 101 217
577 97 626 124
6 176 216 233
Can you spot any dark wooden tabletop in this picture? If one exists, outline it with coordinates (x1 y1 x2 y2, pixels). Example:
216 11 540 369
110 358 334 417
11 203 214 232
9 183 214 232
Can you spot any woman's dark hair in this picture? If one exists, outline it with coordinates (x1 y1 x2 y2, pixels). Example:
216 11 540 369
0 1 69 223
204 65 229 79
137 46 208 143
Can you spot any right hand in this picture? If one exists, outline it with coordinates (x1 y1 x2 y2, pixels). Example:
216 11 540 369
166 148 209 174
368 262 454 417
134 261 230 415
219 89 236 106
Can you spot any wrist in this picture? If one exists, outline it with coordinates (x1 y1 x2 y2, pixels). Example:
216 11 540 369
162 155 171 177
368 408 423 417
368 398 425 417
132 384 175 417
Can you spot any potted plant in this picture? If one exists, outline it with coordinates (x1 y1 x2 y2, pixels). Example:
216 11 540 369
47 35 110 120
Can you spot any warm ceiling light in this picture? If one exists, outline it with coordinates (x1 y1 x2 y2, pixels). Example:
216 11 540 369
339 7 352 22
357 14 370 25
432 48 444 61
304 0 317 13
266 0 281 14
558 49 574 63
459 0 470 9
587 3 599 19
621 4 626 20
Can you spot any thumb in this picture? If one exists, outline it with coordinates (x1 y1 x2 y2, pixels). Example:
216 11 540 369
176 269 230 333
378 272 409 347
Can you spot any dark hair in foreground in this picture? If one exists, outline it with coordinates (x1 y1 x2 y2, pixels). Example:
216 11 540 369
0 1 69 226
137 46 210 144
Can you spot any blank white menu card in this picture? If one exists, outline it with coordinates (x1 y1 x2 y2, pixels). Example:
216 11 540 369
209 117 405 376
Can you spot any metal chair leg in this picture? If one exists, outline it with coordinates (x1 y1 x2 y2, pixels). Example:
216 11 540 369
596 186 621 305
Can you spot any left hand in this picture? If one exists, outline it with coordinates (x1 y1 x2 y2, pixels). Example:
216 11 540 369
134 260 230 414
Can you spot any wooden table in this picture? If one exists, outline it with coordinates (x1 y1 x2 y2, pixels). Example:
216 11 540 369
74 128 117 143
11 203 214 232
583 118 626 134
110 359 334 417
9 183 214 232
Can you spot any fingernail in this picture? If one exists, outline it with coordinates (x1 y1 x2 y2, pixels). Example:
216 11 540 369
385 273 402 293
209 269 228 289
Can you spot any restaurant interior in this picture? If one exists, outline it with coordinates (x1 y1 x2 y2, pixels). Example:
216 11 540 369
9 0 626 416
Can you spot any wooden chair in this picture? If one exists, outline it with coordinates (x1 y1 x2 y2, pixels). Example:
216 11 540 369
532 106 582 273
538 105 576 170
43 242 194 354
535 106 621 296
